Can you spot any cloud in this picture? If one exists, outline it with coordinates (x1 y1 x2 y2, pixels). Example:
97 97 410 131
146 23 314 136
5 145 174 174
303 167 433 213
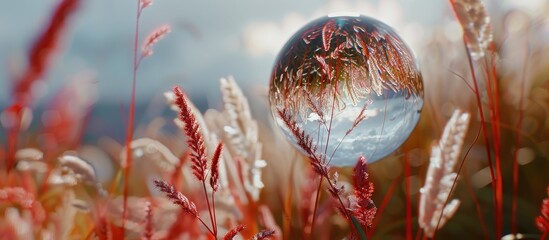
242 13 306 57
242 0 406 57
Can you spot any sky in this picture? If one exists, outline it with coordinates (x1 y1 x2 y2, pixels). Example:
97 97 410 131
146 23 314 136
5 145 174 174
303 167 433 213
0 0 543 107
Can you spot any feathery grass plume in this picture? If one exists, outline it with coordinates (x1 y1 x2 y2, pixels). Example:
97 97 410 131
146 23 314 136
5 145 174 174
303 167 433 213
219 76 265 200
219 76 258 158
173 86 208 181
350 156 377 228
141 25 171 59
203 76 265 204
164 91 214 150
536 186 549 237
142 201 153 240
345 100 372 136
449 0 493 60
210 142 223 192
223 224 245 240
197 76 266 203
154 179 219 237
276 109 328 176
419 109 470 237
276 107 356 227
251 229 276 240
153 179 198 216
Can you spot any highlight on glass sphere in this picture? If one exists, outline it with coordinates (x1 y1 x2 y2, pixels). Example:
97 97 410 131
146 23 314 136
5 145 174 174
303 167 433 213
269 13 424 167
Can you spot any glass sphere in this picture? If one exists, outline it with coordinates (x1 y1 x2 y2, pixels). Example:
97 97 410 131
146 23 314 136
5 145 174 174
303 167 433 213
269 14 424 166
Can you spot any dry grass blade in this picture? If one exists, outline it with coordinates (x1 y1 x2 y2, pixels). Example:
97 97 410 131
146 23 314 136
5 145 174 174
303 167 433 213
449 0 493 60
142 25 171 58
173 86 208 181
419 109 470 237
210 142 223 192
223 224 246 240
251 229 276 240
219 76 265 200
153 179 198 216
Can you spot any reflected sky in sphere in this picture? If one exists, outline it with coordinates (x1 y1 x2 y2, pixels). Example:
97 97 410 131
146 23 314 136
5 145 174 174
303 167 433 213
269 14 423 166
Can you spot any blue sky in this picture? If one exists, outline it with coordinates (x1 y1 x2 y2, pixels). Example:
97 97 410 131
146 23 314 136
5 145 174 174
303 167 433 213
0 0 538 107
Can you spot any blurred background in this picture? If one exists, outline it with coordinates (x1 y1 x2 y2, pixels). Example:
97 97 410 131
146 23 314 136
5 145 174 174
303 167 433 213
1 0 549 238
0 0 546 140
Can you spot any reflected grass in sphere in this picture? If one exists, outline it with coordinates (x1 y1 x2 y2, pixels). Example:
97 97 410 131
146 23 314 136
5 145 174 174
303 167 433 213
269 14 424 166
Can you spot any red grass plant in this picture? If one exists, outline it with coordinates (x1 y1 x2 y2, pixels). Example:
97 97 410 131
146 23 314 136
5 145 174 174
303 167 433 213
122 0 171 233
173 86 209 182
449 0 503 237
149 86 280 239
155 86 276 239
276 108 376 237
223 224 246 240
351 156 377 229
536 186 549 239
5 0 80 171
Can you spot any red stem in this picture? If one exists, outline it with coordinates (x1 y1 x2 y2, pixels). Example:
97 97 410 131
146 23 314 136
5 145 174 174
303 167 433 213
482 54 502 239
370 175 401 236
405 153 412 240
414 229 423 240
462 37 499 236
202 182 217 238
196 215 216 236
465 127 490 240
211 189 218 236
308 177 323 239
122 0 141 234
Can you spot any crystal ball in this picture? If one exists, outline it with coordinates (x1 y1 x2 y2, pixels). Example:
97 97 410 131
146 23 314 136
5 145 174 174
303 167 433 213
269 14 424 166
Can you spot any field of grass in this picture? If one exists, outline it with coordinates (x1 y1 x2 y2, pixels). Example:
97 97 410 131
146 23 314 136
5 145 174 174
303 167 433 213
1 0 548 239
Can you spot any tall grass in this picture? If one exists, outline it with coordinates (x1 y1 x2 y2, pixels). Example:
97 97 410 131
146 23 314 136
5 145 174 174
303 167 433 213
0 0 548 239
